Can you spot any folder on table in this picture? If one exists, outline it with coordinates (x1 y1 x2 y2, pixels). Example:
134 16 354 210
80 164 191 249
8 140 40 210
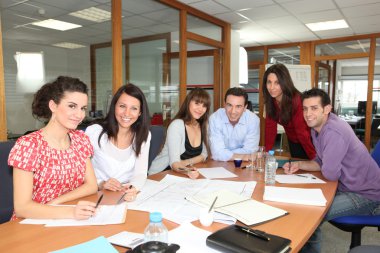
206 224 291 253
186 190 288 226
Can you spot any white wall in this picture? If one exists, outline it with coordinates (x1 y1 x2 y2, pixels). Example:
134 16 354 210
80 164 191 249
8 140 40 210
230 30 240 87
3 40 90 135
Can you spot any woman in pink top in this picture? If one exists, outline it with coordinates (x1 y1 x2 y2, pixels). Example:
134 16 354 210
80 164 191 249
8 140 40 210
8 76 98 220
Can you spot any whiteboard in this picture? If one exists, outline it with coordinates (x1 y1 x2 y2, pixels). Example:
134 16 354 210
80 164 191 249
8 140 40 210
265 64 311 92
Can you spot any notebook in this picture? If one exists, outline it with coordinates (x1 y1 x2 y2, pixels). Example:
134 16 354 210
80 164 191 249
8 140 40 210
206 224 291 253
186 190 288 226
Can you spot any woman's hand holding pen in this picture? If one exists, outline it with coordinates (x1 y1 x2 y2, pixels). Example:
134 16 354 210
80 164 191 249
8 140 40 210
121 184 137 202
102 178 123 192
186 166 199 179
74 200 97 220
283 160 301 174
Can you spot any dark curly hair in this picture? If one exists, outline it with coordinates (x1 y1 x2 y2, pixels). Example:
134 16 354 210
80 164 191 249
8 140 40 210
32 76 88 120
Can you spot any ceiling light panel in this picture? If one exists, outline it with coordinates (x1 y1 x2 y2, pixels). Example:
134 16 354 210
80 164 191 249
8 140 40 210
52 42 86 49
69 7 111 23
306 19 349 31
32 19 81 31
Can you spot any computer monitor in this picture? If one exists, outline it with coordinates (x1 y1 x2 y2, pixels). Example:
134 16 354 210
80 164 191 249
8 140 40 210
357 101 378 116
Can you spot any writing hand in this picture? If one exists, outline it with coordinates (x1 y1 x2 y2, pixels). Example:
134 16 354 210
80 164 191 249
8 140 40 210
121 185 138 202
187 166 199 179
283 161 300 174
74 200 96 220
103 178 123 192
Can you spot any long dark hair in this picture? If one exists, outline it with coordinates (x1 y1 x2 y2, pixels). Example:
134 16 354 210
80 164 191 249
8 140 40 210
173 88 211 159
97 83 150 156
262 64 300 124
32 76 88 120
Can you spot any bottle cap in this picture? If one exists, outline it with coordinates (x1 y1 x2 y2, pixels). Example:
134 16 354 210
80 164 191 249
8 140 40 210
149 212 162 223
269 150 275 155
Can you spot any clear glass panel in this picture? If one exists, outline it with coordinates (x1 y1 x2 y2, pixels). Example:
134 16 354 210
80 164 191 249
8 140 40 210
3 1 111 138
247 49 264 62
371 38 380 146
268 46 300 65
246 68 259 112
128 38 175 120
95 46 126 115
122 1 180 126
187 14 222 42
334 57 372 143
315 39 371 56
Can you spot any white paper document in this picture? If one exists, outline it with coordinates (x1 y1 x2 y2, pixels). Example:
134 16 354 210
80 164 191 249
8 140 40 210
264 186 327 206
20 202 127 226
275 173 326 184
169 222 219 253
107 231 144 249
197 167 238 179
187 190 288 226
128 175 255 225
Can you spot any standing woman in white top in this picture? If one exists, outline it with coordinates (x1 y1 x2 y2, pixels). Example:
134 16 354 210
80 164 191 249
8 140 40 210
85 83 151 202
149 88 210 178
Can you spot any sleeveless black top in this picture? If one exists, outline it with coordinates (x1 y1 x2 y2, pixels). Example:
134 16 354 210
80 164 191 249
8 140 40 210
180 127 203 160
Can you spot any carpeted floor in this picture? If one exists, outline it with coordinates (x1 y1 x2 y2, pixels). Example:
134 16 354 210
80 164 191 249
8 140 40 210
321 222 380 253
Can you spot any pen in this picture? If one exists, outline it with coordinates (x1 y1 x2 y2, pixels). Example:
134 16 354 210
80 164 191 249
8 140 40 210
178 166 196 172
296 174 317 180
95 194 103 208
289 159 291 168
208 196 218 213
117 185 133 204
237 225 270 241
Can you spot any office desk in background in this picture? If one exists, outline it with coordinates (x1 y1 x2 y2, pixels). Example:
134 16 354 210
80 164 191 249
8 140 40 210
0 159 338 253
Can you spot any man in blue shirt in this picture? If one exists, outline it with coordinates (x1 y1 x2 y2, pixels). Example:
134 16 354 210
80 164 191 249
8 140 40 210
209 87 260 161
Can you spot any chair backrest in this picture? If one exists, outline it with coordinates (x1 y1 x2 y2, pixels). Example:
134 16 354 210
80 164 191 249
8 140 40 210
148 125 165 169
0 141 15 223
371 139 380 167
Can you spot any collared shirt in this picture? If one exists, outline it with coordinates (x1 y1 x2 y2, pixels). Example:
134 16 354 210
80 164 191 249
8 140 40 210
209 108 260 161
312 113 380 201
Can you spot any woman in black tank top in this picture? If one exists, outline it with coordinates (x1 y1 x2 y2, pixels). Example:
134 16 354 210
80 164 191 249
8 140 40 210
160 88 211 179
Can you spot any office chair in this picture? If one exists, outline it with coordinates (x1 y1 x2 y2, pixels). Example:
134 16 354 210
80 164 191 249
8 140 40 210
148 125 165 169
372 140 380 167
329 139 380 249
0 141 15 224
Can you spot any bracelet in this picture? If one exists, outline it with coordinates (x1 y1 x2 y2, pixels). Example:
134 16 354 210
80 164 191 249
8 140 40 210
188 159 193 166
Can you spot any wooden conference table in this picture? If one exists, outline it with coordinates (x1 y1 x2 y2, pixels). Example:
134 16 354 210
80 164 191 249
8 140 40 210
0 159 337 253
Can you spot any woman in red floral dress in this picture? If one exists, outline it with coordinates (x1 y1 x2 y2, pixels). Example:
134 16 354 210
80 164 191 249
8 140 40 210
8 76 98 220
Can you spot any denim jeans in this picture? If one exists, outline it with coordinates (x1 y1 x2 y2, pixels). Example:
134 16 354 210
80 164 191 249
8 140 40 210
300 191 380 253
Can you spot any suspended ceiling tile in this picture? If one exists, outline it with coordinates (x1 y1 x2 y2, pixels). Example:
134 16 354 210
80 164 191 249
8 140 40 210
281 0 336 15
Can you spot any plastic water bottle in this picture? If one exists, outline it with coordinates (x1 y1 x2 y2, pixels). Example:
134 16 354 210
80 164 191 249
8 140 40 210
265 150 277 185
144 212 168 243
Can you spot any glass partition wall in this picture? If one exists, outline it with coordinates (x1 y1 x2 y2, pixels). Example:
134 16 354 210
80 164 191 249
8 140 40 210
91 0 228 126
2 0 112 139
1 0 230 139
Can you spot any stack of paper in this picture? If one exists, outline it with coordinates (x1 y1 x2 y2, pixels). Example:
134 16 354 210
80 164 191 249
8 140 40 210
275 173 326 184
187 190 288 226
197 167 238 179
264 186 327 206
107 231 144 248
20 203 127 227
